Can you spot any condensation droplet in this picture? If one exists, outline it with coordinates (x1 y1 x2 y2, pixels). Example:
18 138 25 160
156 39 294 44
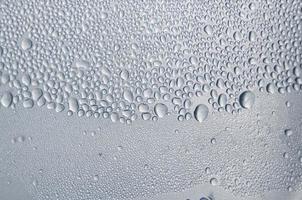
154 103 168 118
194 104 209 123
239 91 255 109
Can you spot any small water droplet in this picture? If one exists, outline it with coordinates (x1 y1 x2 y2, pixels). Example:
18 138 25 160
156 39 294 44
210 177 218 186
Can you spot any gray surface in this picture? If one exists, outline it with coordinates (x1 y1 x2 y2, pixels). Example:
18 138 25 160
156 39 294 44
1 91 302 199
0 0 302 199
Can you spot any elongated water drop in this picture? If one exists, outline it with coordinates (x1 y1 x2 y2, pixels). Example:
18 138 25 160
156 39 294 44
194 104 209 122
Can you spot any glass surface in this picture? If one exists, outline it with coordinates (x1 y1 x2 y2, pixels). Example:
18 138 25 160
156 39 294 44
0 0 302 199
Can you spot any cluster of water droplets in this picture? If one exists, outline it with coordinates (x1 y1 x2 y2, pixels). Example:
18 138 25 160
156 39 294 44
0 0 301 124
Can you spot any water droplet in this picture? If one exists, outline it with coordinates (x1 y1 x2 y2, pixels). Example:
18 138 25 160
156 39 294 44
23 98 34 108
68 97 79 113
20 38 33 50
93 175 99 182
283 152 289 159
154 103 168 118
204 25 213 36
123 89 134 103
16 136 26 142
284 129 293 137
218 94 227 107
210 177 218 186
248 31 256 42
1 91 13 108
194 104 209 123
266 83 276 94
239 91 255 109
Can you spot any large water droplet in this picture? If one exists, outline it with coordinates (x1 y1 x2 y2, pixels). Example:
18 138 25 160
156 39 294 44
194 104 209 122
239 91 255 109
204 25 213 36
123 89 134 103
1 91 13 108
154 103 168 118
20 38 33 50
68 97 79 113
